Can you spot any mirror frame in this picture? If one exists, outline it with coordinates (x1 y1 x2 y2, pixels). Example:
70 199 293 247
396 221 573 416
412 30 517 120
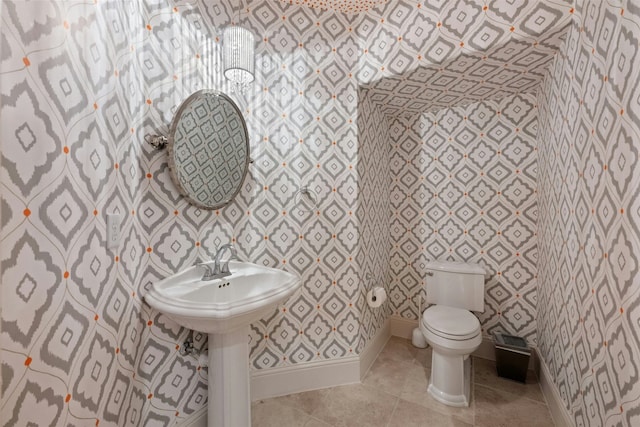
167 89 250 210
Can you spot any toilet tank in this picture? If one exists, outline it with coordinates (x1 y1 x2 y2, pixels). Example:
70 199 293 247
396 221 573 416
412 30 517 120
425 261 485 312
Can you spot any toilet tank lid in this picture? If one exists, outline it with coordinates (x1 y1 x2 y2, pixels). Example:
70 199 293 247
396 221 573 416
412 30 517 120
426 260 485 275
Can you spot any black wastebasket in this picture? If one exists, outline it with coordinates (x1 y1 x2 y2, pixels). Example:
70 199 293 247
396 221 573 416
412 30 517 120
493 332 530 383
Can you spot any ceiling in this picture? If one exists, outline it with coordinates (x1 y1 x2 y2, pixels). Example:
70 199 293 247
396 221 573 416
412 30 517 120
364 24 569 117
278 0 388 14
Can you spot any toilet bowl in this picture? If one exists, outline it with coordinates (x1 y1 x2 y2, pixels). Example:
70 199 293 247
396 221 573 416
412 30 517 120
420 305 482 407
418 261 486 407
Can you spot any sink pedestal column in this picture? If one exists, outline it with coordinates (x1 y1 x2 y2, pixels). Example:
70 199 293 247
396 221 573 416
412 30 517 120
208 326 250 427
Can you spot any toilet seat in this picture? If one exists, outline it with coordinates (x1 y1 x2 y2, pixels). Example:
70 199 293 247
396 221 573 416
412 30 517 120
422 305 480 341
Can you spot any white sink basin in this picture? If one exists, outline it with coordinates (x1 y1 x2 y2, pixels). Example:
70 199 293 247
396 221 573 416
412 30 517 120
145 260 300 426
144 260 300 333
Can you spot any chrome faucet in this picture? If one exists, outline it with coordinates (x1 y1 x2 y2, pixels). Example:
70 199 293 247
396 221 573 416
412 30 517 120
201 244 237 280
197 262 215 280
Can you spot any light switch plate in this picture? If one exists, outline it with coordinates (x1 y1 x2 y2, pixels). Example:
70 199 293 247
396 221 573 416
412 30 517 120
107 213 121 249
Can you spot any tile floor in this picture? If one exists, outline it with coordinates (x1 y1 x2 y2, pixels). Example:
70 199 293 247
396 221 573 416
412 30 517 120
251 337 554 427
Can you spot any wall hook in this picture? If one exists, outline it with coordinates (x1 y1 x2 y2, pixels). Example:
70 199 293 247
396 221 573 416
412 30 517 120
149 135 168 150
295 186 318 213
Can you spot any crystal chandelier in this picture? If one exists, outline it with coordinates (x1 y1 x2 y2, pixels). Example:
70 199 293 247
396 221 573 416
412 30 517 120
223 26 255 94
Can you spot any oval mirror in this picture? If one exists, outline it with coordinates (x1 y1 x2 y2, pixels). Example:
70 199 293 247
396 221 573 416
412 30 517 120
167 90 250 210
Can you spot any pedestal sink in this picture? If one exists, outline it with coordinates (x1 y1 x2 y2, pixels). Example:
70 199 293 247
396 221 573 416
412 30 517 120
144 260 300 427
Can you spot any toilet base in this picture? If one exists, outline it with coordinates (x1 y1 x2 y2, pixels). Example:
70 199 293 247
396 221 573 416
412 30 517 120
427 349 472 407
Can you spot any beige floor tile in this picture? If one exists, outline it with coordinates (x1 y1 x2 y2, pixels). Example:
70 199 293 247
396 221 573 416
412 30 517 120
363 353 424 396
269 388 331 415
310 383 398 427
413 345 433 369
398 368 474 425
251 400 310 427
304 417 333 427
378 336 419 364
474 384 554 427
388 399 473 427
473 358 545 403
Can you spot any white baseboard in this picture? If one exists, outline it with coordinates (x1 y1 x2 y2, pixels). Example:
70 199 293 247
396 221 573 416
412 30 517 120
473 336 495 360
251 318 392 400
537 349 574 427
359 318 391 378
179 407 207 427
250 355 360 401
389 315 417 339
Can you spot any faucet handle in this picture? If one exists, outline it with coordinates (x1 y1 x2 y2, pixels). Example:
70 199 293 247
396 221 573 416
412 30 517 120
197 262 214 279
219 244 238 274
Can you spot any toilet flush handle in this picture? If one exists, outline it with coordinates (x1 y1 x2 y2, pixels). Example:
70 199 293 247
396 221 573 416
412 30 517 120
426 271 434 276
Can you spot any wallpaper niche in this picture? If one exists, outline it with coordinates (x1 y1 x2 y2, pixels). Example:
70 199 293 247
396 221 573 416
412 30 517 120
387 94 539 345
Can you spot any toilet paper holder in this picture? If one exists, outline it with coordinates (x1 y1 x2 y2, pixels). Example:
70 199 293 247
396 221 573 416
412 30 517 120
365 272 381 290
366 286 387 308
364 273 387 308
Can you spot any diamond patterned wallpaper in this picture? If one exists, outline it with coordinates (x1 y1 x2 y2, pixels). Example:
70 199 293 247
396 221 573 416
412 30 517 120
536 0 640 425
1 1 219 424
1 0 365 423
0 0 577 425
387 94 539 345
356 89 391 351
241 2 362 370
356 0 571 117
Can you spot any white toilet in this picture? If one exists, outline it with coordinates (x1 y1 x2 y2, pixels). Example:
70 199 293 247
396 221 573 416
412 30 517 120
419 260 485 407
